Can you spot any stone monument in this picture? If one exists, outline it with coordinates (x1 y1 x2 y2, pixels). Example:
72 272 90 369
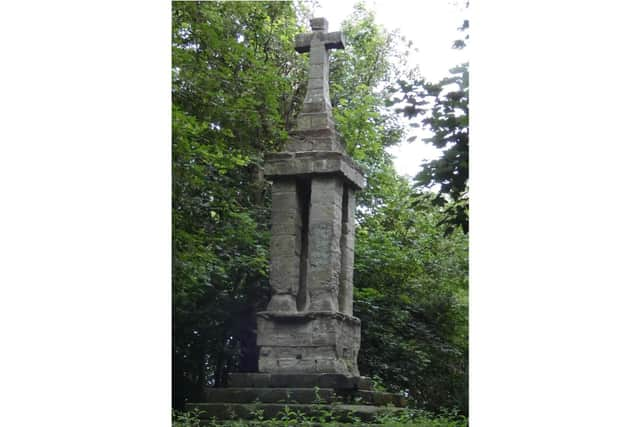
257 16 364 377
187 18 405 422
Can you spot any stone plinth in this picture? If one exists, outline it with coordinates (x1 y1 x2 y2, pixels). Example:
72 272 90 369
257 311 360 376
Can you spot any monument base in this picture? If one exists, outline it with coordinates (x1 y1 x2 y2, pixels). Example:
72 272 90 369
227 372 370 389
186 374 407 422
257 311 360 376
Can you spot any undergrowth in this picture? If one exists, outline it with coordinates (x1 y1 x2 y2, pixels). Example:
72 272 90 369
172 407 467 427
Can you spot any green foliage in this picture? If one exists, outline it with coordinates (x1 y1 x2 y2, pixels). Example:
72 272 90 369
172 408 468 427
354 176 468 413
393 12 469 235
172 1 306 408
374 408 467 427
331 2 417 177
395 63 469 235
321 7 467 411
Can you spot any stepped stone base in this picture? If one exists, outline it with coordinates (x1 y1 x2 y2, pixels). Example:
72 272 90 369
228 373 371 390
186 373 407 422
201 387 405 406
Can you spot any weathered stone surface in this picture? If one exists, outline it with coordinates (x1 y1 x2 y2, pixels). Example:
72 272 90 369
353 390 408 407
202 387 337 404
264 151 365 190
293 17 344 131
296 112 341 132
259 16 364 380
306 176 343 312
294 18 344 52
256 311 360 375
199 387 406 407
289 127 344 142
285 132 346 153
339 187 355 315
226 373 272 388
267 179 302 312
226 372 372 390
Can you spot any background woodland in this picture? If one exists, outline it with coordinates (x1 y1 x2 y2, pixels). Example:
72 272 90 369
172 1 469 415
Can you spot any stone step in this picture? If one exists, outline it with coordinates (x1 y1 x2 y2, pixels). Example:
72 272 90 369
201 387 406 407
203 387 333 404
227 373 372 390
343 390 407 407
186 402 405 422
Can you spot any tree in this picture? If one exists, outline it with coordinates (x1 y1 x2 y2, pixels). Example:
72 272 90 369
354 173 468 413
327 3 468 414
172 1 306 408
395 17 469 235
329 2 420 215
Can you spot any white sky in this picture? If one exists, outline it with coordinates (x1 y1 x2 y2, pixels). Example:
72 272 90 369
311 0 468 179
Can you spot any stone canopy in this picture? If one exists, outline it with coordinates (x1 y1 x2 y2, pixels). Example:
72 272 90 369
264 151 365 190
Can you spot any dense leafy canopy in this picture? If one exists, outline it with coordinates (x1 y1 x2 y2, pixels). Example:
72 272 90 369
172 0 468 415
172 0 305 406
355 175 468 412
394 16 469 235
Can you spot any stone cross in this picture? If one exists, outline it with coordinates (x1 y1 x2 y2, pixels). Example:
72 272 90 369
258 18 364 377
294 17 344 130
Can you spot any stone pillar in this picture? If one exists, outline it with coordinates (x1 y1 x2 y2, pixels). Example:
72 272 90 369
266 178 302 313
307 176 343 312
339 186 355 316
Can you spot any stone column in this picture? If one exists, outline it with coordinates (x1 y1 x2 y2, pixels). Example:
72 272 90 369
266 178 301 313
339 186 355 316
307 176 343 312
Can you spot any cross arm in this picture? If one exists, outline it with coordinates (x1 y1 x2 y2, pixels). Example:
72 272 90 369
294 33 312 53
294 31 346 54
324 31 345 50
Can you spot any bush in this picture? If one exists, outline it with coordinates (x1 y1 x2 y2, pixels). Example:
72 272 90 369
172 408 468 427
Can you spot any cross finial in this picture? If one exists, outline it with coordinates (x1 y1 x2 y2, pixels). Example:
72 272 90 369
310 17 328 31
294 18 345 131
